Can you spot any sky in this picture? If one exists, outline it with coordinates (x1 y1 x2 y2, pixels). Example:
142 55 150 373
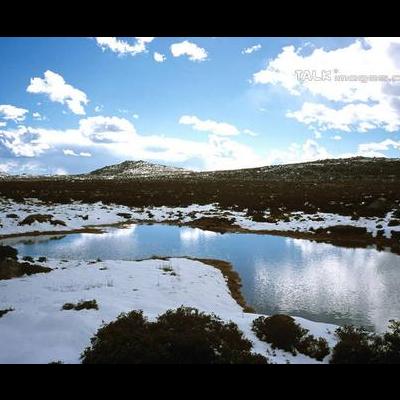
1 36 400 175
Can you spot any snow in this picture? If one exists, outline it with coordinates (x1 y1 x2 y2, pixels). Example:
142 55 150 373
0 257 337 364
1 197 399 239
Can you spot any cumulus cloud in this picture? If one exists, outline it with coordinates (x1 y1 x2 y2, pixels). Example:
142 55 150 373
286 101 399 133
243 128 259 137
179 115 240 136
358 139 400 153
0 125 50 157
153 52 166 63
331 135 342 140
95 37 154 56
170 40 208 62
78 116 136 143
242 44 261 55
27 70 89 115
253 37 400 133
267 139 332 165
32 112 46 121
0 114 265 171
63 149 92 157
0 105 29 122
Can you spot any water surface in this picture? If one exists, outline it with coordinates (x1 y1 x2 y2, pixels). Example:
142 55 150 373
4 224 400 332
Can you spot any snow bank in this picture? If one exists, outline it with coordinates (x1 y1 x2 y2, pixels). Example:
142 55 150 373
1 197 399 239
0 257 337 364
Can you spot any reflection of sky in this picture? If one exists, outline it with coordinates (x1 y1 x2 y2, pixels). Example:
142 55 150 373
252 238 400 331
180 227 218 243
9 225 400 332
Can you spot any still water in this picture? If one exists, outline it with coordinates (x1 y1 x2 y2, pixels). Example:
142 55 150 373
4 224 400 331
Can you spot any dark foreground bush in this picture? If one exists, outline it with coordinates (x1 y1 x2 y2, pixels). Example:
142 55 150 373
81 306 268 364
252 314 308 354
330 325 377 364
252 314 330 360
330 320 400 364
297 334 330 361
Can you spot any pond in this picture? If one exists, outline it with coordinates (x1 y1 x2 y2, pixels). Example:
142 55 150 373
3 223 400 332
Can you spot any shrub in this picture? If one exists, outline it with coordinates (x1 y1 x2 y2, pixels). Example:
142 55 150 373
330 325 377 364
0 308 14 318
393 209 400 219
22 256 35 263
297 334 330 361
252 314 308 354
372 320 400 364
62 299 98 311
0 245 18 261
81 306 268 364
252 314 331 360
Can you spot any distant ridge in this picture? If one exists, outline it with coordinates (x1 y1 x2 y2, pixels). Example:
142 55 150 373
88 160 192 178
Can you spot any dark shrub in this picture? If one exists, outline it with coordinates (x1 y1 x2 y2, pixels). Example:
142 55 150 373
393 209 400 219
297 334 330 361
51 219 66 226
6 213 18 219
252 314 308 354
330 325 376 364
116 213 132 219
373 320 400 364
0 245 18 261
0 308 14 318
251 212 267 222
81 306 268 364
19 214 54 225
37 256 47 262
22 256 35 263
62 299 98 311
0 257 52 280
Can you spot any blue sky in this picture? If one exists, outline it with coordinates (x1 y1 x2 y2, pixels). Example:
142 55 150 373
1 37 400 175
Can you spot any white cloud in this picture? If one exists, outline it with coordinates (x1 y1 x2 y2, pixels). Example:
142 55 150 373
243 128 259 137
0 125 50 157
253 37 400 133
153 52 166 63
63 149 92 157
265 139 336 165
133 113 139 119
54 167 68 175
0 114 265 171
32 112 46 121
95 37 154 56
242 44 261 55
331 135 342 140
0 122 7 127
179 115 240 136
0 105 29 122
170 41 208 62
287 101 399 133
314 131 322 139
27 70 89 115
358 139 400 153
94 105 103 113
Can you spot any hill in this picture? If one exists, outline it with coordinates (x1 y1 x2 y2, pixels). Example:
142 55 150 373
87 160 192 178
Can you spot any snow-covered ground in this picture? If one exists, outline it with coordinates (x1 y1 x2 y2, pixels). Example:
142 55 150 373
0 256 337 364
1 197 399 238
